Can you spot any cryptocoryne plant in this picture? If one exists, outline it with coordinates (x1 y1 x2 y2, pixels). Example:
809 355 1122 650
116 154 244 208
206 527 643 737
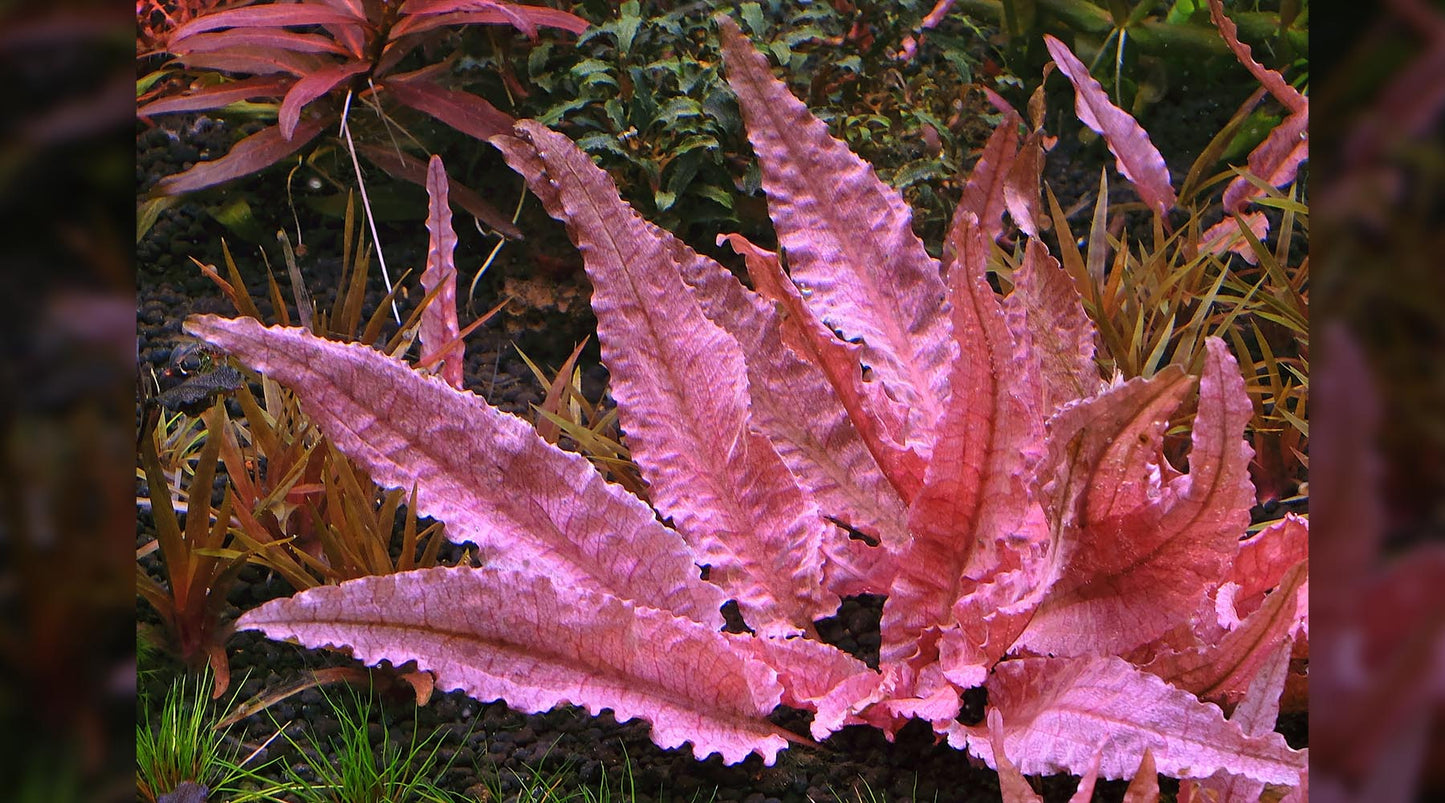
184 13 1307 796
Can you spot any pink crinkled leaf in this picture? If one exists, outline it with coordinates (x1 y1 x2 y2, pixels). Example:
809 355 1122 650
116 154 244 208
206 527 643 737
496 121 838 637
138 76 294 117
1142 560 1306 707
1002 237 1102 417
154 118 326 195
419 154 464 389
1229 513 1308 620
726 233 924 503
381 75 514 141
1222 109 1309 214
882 221 1045 668
952 87 1021 250
1043 35 1176 216
1206 0 1306 114
278 60 368 139
961 655 1306 785
236 566 789 765
747 636 883 740
1022 339 1255 656
1200 211 1270 265
182 316 726 627
718 15 954 441
169 3 366 40
497 136 906 559
988 709 1042 803
1178 639 1294 803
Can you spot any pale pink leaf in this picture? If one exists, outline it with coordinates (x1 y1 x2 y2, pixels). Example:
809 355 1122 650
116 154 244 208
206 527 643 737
882 221 1045 670
1206 0 1306 114
961 656 1307 784
496 121 838 637
1222 109 1308 214
1022 340 1255 655
1043 35 1176 216
182 315 726 627
420 154 464 389
279 60 368 140
747 636 882 740
1002 237 1102 417
1177 638 1293 803
719 16 954 441
236 566 789 765
1003 131 1046 238
154 119 326 195
988 709 1043 803
1200 211 1270 265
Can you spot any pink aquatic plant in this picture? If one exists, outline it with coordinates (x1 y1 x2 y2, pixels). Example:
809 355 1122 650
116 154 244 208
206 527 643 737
185 14 1307 794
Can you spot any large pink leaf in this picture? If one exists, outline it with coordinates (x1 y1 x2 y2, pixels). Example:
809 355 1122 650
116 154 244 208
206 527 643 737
279 60 369 139
138 76 293 117
960 656 1306 784
1227 514 1308 620
237 566 790 765
182 316 727 627
746 636 882 740
381 75 514 141
1222 109 1308 214
169 3 366 40
419 154 464 389
1001 238 1101 417
496 133 905 560
718 15 953 443
154 118 326 195
1206 0 1306 114
495 121 838 637
1177 639 1294 802
881 221 1045 673
352 142 522 239
1043 35 1176 216
726 234 924 503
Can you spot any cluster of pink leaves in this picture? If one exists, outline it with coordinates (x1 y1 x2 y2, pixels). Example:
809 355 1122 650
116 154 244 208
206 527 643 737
183 7 1307 797
137 0 588 235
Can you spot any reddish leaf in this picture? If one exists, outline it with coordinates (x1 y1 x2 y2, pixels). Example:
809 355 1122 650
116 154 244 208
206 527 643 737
170 3 366 40
1228 514 1308 620
1123 749 1160 803
167 29 353 57
1206 0 1306 114
962 656 1306 784
497 121 838 637
1043 35 1176 216
1222 109 1308 214
237 567 791 765
394 0 589 39
1003 131 1046 239
420 155 465 389
279 61 368 140
182 316 727 627
177 45 326 77
1177 639 1293 803
154 118 326 195
1020 339 1254 656
138 76 293 117
953 87 1021 250
353 142 522 239
382 75 513 141
719 15 954 439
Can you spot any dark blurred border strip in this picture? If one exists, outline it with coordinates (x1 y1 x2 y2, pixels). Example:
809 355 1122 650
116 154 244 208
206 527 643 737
0 1 135 800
